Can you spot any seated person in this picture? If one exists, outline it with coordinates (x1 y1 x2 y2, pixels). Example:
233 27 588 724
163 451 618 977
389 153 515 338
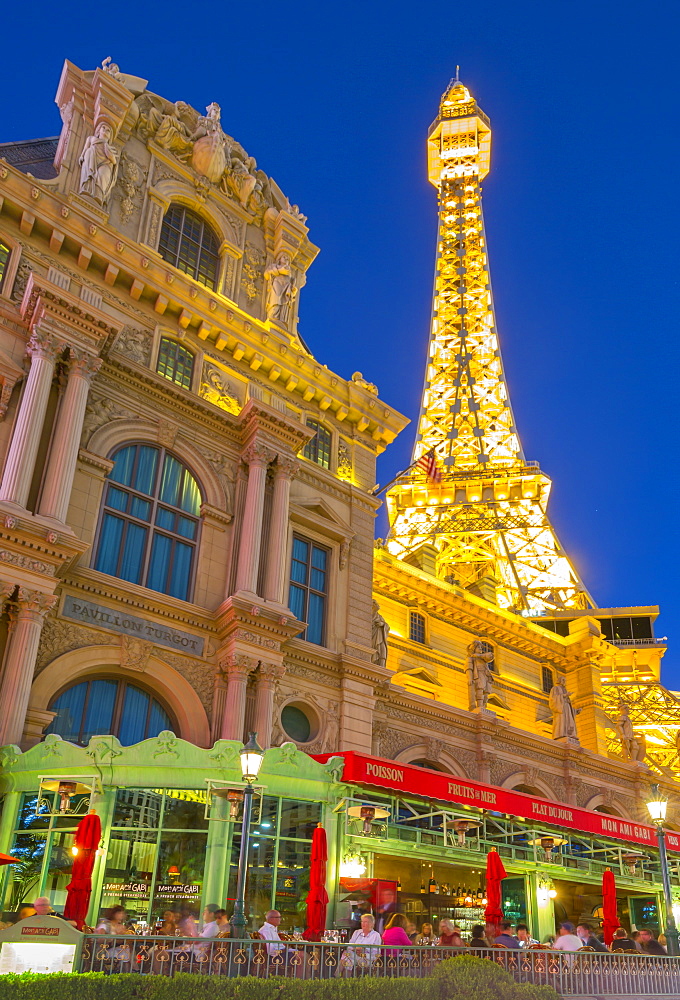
342 913 382 970
577 922 607 952
610 927 639 951
200 905 221 938
258 909 287 955
638 928 666 955
516 923 538 947
13 904 36 923
495 921 520 948
382 912 412 949
438 920 465 947
415 921 436 945
553 922 583 952
470 924 490 949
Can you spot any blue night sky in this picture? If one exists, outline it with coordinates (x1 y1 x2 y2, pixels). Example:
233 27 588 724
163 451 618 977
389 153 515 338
2 1 678 679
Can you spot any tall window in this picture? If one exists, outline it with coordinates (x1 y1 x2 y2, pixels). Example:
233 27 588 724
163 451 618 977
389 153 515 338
288 536 329 646
157 337 194 389
95 444 202 601
303 421 332 469
158 205 220 289
409 611 426 644
542 665 554 694
0 243 10 292
45 678 173 746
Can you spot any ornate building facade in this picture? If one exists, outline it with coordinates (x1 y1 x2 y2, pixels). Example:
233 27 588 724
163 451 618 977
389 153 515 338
0 62 677 939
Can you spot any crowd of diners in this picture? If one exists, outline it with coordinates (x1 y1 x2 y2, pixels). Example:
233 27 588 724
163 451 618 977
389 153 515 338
0 900 670 960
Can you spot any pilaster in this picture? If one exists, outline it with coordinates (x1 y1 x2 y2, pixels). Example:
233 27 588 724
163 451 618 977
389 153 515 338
219 653 258 742
254 661 286 748
263 455 298 605
234 441 276 597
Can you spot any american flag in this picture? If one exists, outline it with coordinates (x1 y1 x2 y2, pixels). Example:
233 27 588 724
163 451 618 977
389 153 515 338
415 448 442 483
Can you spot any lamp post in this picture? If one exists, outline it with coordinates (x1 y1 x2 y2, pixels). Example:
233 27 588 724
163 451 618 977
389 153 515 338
646 784 679 956
230 732 265 940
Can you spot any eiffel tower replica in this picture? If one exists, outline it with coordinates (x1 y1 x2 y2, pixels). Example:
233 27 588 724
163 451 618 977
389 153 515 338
386 75 594 615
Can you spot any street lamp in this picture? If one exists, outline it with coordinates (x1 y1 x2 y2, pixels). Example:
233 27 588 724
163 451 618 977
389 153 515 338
230 732 265 940
646 784 679 956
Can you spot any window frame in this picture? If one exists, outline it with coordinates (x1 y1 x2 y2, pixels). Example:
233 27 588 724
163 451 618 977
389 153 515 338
302 420 333 470
541 665 554 694
288 533 331 647
93 443 203 602
156 336 195 390
157 204 221 291
46 675 177 746
409 610 427 644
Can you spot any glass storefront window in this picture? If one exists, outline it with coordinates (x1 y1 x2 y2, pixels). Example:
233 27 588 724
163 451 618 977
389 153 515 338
2 833 46 911
275 840 311 931
102 830 156 921
279 799 321 839
112 788 163 828
161 789 208 830
152 831 207 919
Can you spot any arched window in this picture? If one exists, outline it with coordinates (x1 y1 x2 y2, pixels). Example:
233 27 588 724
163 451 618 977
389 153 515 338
45 678 173 746
94 444 202 600
0 243 10 292
409 611 426 644
157 337 194 389
158 205 220 289
303 420 332 469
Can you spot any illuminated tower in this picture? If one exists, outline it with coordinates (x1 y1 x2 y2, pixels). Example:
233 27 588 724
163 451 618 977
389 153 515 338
386 77 594 614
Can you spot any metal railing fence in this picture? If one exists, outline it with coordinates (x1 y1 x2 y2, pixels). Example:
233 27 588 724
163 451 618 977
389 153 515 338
78 936 680 996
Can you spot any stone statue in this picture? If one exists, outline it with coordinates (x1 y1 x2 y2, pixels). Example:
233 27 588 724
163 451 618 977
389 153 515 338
264 252 297 325
191 103 227 183
615 703 637 759
549 676 579 740
79 122 119 204
466 639 494 711
227 154 258 208
372 601 389 669
352 371 378 395
101 56 124 82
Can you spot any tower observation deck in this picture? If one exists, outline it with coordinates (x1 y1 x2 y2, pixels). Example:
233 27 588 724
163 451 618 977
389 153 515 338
386 78 594 614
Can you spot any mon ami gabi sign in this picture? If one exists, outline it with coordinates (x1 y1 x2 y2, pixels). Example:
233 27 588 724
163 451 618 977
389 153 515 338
317 751 680 854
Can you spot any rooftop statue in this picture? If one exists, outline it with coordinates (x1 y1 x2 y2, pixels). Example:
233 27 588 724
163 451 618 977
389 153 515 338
466 639 494 711
79 122 119 205
549 676 580 741
264 252 297 325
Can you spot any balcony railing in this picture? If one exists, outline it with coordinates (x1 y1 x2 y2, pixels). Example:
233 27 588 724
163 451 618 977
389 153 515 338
77 937 680 996
609 637 666 648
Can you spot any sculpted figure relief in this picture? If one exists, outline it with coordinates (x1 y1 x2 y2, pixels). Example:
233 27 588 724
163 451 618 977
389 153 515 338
549 676 580 740
191 103 228 183
79 122 119 204
371 601 389 669
466 639 494 711
264 252 297 325
614 702 646 761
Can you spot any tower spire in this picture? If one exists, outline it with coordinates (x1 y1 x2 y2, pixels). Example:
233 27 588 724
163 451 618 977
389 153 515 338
386 79 593 614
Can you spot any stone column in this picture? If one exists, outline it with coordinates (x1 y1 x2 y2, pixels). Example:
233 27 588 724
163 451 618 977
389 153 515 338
219 654 257 742
0 332 62 509
263 456 299 604
254 662 285 749
38 350 102 523
234 443 275 596
0 588 57 747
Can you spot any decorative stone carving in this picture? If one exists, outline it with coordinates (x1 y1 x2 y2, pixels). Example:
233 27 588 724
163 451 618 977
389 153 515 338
153 731 179 758
117 152 147 223
466 639 494 711
339 539 351 570
112 326 152 366
548 676 580 741
81 395 136 445
101 56 124 82
0 550 55 576
337 441 352 480
231 627 279 651
11 257 32 302
240 243 266 302
147 201 163 248
201 449 236 516
264 253 297 325
85 736 122 763
156 650 214 715
120 635 153 672
157 419 178 449
274 454 299 479
16 588 58 617
79 122 120 205
35 617 115 674
372 719 414 758
199 363 241 414
242 442 276 468
371 600 389 669
351 372 378 395
220 652 257 676
69 350 103 381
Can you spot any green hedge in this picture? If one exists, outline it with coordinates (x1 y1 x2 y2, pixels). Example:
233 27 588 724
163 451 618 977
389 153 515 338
0 961 559 1000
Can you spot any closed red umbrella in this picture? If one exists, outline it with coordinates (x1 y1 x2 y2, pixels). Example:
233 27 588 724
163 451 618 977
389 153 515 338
303 823 329 941
63 811 101 929
602 868 620 946
484 849 507 929
0 853 19 865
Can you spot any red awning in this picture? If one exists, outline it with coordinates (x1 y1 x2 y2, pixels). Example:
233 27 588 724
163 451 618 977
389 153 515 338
314 751 679 853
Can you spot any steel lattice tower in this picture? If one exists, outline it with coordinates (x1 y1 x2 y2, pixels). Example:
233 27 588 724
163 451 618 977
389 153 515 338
386 78 594 614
